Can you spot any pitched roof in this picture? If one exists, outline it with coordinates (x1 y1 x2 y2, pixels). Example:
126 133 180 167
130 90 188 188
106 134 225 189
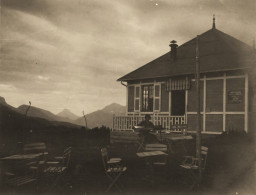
118 28 255 81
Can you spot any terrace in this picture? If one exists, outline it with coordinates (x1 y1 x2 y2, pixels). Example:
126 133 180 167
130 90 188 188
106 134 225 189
0 130 255 194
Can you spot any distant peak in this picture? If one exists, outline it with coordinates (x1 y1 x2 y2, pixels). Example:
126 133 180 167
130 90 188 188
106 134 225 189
57 109 79 121
0 96 7 105
102 103 126 113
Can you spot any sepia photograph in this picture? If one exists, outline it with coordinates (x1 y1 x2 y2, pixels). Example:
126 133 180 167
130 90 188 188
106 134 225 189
0 0 256 194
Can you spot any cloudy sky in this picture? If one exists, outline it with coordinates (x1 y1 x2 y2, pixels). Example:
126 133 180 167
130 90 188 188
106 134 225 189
1 0 256 116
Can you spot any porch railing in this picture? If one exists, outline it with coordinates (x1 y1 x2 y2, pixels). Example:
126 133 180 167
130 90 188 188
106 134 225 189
113 114 186 132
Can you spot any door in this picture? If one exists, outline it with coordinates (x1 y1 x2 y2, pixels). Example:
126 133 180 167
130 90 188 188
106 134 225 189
171 90 185 116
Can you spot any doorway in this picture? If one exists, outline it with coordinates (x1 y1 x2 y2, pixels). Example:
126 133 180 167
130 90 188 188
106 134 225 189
171 90 185 116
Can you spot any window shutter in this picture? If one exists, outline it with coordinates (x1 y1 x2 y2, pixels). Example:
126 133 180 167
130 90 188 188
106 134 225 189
134 86 140 111
154 84 160 111
161 83 169 112
128 86 134 112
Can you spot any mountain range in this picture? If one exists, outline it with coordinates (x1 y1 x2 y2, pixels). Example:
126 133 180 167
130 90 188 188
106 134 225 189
75 103 126 128
0 96 126 129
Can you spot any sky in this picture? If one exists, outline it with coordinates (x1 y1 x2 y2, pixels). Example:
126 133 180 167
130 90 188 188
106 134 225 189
1 0 256 116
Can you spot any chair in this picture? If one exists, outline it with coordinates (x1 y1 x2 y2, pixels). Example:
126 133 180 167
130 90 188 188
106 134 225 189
133 126 146 151
180 146 208 188
23 142 48 167
23 142 47 155
2 161 39 192
101 147 122 167
101 148 127 192
42 147 72 191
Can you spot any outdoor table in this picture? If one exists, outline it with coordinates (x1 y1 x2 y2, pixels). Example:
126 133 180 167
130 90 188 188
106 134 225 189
1 153 45 176
136 151 168 184
136 151 167 158
1 153 44 160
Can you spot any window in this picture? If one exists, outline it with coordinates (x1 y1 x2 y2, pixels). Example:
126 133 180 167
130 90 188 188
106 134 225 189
141 85 154 112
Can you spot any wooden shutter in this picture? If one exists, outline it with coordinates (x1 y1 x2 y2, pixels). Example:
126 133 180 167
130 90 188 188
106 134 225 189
154 84 160 111
161 83 169 112
128 86 134 112
134 86 140 111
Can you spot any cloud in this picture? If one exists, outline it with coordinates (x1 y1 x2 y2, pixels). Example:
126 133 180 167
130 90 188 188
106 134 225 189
1 0 255 115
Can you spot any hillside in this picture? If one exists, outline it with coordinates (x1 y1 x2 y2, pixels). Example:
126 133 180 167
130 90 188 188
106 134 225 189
0 96 19 112
75 103 126 128
17 105 74 123
0 97 80 145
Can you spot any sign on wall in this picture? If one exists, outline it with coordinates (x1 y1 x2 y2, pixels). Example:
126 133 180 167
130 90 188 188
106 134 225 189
228 91 243 104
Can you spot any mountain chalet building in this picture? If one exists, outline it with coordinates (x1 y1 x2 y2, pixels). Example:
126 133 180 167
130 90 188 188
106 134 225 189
114 21 256 135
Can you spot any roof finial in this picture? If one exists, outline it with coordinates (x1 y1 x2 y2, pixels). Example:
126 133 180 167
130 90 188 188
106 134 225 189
212 14 216 29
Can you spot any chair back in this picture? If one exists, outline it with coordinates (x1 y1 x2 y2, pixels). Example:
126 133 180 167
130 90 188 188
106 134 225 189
201 146 208 170
101 148 109 171
24 142 46 154
145 144 167 152
62 147 72 167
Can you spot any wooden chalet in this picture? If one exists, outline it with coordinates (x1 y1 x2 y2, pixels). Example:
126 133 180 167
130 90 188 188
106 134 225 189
114 19 256 134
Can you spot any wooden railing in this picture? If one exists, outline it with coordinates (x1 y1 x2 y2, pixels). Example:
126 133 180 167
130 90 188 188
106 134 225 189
113 114 186 132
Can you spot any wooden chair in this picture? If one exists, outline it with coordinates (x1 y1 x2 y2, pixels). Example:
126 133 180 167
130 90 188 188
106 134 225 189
101 148 127 192
42 147 72 191
23 142 48 167
180 146 208 188
101 147 122 167
3 161 39 192
133 126 146 151
23 142 47 155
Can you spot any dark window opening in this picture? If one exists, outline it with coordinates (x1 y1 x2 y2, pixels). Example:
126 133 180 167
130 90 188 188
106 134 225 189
171 90 185 115
142 85 154 112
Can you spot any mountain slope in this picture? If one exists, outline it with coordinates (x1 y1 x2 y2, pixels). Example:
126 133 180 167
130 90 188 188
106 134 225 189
0 96 18 112
0 97 80 144
17 105 66 122
57 109 79 121
75 103 126 128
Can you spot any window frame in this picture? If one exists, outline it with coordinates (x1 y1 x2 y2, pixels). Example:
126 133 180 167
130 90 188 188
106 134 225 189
141 84 154 112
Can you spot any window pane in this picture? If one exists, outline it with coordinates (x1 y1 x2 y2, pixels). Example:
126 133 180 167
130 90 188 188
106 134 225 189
155 85 160 97
135 99 140 110
155 99 160 110
226 78 245 112
142 85 154 112
206 80 223 112
135 86 140 98
187 81 203 112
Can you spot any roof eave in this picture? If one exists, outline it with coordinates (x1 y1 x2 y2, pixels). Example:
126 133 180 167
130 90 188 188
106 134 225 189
117 67 251 82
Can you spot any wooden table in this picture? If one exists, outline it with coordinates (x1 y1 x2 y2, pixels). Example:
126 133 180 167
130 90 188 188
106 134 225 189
1 153 45 177
1 153 44 160
136 151 167 158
